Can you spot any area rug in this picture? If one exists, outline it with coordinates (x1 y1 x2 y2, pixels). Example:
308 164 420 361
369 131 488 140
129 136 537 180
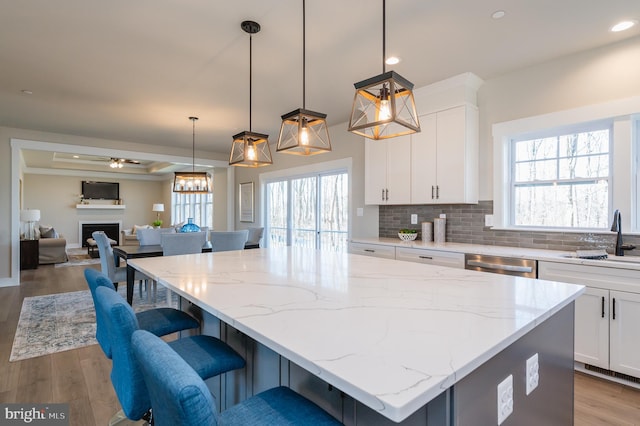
10 285 178 361
55 247 101 268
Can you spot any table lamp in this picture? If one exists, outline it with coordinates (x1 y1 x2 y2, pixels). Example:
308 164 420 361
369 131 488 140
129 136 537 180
152 203 164 227
20 209 40 240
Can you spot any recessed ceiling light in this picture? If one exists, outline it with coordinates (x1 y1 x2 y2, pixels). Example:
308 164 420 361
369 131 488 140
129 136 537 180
492 10 506 19
21 90 33 95
385 56 400 65
72 155 79 159
611 20 637 32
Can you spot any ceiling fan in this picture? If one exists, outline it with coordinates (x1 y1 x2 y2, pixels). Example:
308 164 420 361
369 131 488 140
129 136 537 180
88 156 141 168
108 158 140 168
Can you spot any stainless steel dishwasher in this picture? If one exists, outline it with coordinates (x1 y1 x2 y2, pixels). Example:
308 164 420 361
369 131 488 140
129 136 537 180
464 253 537 278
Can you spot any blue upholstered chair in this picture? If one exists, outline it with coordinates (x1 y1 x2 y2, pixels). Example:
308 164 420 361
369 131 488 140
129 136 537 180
245 227 264 249
94 286 245 421
137 227 176 246
210 230 249 252
92 231 147 292
83 268 200 359
131 329 341 426
161 231 207 256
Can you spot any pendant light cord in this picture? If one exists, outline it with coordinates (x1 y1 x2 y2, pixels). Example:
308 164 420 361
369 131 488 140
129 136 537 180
249 32 253 132
302 0 306 109
382 0 386 74
190 117 198 173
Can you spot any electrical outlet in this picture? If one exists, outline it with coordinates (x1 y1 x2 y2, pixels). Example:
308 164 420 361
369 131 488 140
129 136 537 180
357 207 364 217
411 214 418 224
497 374 513 425
485 214 494 227
526 353 539 395
439 213 446 219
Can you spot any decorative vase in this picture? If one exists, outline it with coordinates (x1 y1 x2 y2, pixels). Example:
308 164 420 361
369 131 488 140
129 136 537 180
180 218 201 233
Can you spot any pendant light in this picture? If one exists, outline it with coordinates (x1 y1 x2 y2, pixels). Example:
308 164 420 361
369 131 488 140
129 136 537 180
347 0 420 140
276 0 331 156
229 20 273 167
173 117 212 193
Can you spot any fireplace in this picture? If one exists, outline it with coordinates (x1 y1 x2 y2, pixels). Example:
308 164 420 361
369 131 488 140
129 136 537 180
80 221 121 247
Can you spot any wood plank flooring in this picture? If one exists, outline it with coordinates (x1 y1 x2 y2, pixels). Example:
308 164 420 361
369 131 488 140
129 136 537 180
1 264 639 425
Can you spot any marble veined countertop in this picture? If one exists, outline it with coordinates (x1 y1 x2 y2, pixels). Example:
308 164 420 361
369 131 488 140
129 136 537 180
352 237 640 271
129 247 583 422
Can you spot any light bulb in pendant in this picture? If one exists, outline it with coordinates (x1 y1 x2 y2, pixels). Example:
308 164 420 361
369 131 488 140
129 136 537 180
246 143 257 161
379 99 391 120
300 119 309 145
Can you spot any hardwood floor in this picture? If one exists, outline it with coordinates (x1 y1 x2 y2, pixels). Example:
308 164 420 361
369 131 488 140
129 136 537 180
1 264 640 425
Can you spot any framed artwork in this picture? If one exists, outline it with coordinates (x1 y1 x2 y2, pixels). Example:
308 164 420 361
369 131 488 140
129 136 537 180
239 182 254 222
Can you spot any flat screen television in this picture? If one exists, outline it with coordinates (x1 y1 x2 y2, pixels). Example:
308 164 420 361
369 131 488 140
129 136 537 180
82 181 119 200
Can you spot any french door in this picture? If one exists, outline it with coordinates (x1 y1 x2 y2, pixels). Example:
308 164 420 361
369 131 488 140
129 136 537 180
265 171 348 252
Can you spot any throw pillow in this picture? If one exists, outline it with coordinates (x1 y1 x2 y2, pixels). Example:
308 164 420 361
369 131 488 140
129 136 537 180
132 224 151 234
41 227 58 238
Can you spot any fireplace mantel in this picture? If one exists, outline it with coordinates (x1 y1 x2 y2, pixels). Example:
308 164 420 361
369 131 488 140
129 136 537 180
76 204 125 210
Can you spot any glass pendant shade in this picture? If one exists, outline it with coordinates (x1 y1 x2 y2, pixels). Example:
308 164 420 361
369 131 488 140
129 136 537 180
277 108 331 155
229 131 273 167
348 70 420 140
173 172 212 193
180 217 201 233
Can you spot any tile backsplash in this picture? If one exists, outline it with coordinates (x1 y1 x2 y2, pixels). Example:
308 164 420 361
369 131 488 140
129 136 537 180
379 200 640 256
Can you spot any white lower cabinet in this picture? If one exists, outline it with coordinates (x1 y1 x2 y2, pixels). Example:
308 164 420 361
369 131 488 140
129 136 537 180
539 261 640 378
395 247 464 269
348 242 396 259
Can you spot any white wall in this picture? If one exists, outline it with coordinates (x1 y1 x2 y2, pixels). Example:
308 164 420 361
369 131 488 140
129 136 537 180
24 174 165 246
477 34 640 200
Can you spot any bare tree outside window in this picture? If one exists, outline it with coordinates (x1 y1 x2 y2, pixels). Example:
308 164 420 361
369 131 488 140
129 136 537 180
266 171 348 251
512 128 610 228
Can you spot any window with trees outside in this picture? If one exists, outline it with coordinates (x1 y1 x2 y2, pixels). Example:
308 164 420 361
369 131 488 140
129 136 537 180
171 192 213 229
511 124 611 229
265 171 348 252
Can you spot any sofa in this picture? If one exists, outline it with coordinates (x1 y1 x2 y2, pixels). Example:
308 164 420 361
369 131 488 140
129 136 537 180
36 225 68 264
121 224 154 246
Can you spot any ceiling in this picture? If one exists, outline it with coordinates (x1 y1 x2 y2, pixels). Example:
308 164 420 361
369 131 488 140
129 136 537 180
3 0 640 170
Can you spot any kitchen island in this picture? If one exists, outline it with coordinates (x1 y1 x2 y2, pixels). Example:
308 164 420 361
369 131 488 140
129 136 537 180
129 247 583 425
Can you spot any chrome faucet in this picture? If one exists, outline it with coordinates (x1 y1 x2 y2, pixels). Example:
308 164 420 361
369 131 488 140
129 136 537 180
611 209 623 256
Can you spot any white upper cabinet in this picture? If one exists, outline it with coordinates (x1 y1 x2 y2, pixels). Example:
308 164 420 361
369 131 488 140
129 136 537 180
411 104 478 204
364 136 411 205
364 73 482 205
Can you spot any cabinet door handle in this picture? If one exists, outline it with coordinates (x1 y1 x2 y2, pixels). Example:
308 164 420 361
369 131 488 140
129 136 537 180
436 185 440 199
431 186 435 199
601 296 605 318
612 298 616 320
381 189 385 201
385 188 389 201
418 256 433 260
364 249 375 253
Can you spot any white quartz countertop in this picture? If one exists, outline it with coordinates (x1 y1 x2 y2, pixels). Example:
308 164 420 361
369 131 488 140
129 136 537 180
352 237 640 271
129 247 584 422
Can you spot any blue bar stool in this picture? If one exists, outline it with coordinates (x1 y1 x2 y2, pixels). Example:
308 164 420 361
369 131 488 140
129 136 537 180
95 286 245 422
84 268 201 358
132 329 342 426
